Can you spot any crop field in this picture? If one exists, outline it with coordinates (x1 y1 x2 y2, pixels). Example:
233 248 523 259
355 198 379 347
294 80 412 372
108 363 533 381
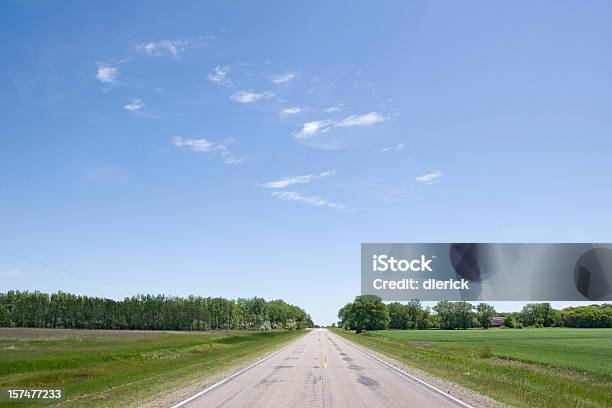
0 328 304 407
335 328 612 408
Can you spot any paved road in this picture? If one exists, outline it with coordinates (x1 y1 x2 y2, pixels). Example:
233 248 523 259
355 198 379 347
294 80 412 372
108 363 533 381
182 329 468 408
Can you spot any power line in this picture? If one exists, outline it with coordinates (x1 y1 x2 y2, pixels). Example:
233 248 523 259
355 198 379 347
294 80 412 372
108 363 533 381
0 248 130 292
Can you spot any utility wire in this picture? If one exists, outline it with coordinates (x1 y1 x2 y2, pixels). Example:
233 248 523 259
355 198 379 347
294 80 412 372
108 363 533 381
0 248 130 293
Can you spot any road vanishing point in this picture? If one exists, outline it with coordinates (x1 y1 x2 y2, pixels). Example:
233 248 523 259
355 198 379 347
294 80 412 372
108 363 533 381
171 329 473 408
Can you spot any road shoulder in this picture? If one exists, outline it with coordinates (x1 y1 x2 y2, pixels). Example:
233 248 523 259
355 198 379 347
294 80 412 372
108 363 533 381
137 331 308 408
331 331 511 408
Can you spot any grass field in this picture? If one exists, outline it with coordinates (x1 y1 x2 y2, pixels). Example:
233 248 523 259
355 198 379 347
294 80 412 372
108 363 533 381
334 328 612 408
0 328 304 407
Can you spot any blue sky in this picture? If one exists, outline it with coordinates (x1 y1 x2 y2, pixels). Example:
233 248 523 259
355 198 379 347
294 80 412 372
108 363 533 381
1 1 611 324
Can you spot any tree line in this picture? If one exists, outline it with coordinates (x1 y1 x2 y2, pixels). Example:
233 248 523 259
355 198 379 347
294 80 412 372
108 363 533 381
0 291 313 331
337 295 612 332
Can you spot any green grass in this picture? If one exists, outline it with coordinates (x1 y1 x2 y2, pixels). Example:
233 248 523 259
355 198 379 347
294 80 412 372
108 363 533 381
334 328 612 408
0 328 305 407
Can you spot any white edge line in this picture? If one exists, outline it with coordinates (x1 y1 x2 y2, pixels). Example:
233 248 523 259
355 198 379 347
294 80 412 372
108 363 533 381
168 336 303 408
329 331 475 408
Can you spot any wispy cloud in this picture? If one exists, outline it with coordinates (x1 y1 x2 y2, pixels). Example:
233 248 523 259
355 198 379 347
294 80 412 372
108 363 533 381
2 269 22 277
124 99 145 112
136 39 190 58
269 72 297 84
135 35 217 58
323 106 341 113
416 170 444 184
262 170 337 189
172 137 245 164
208 65 231 85
293 112 385 139
96 64 118 83
336 111 386 127
230 90 274 104
271 191 345 209
380 142 406 153
280 107 301 117
294 120 334 139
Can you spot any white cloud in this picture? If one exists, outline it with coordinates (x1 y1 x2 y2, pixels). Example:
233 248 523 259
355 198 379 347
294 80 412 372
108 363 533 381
323 106 340 113
269 72 297 84
380 142 407 153
294 120 334 139
230 90 274 104
208 65 231 85
172 137 245 164
96 64 118 83
336 111 386 127
293 111 385 139
280 107 301 117
137 39 190 58
271 191 345 209
262 170 337 189
221 156 245 164
416 170 444 184
173 137 213 152
124 99 145 112
2 269 22 277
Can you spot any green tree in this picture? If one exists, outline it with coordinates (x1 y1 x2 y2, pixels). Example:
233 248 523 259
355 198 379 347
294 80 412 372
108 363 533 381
406 298 422 329
417 306 432 329
476 303 496 329
433 300 453 329
0 291 313 331
0 303 11 326
433 300 474 329
453 301 474 329
338 295 389 333
519 303 556 327
337 303 353 329
562 304 612 328
387 302 410 329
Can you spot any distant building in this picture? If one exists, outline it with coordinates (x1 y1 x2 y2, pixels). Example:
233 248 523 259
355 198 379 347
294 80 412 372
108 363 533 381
490 317 505 327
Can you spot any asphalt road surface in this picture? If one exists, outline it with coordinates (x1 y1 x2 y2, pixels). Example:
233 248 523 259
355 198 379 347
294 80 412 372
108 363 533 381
181 329 470 408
